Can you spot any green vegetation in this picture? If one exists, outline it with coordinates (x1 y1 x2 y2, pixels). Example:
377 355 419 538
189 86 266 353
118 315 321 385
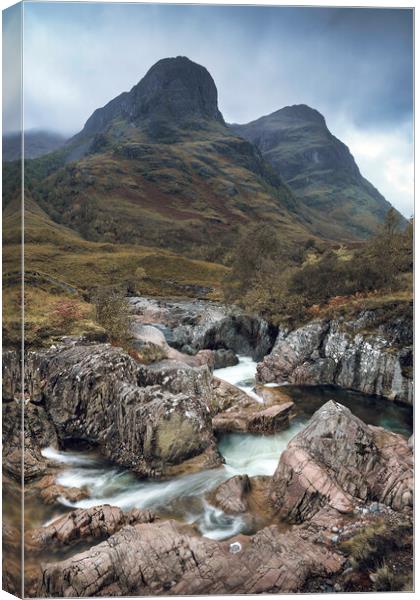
224 209 413 327
340 520 413 592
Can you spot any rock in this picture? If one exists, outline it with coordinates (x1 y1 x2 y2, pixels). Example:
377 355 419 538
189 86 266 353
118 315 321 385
38 519 345 597
30 475 90 506
270 401 413 522
213 349 239 369
129 296 277 361
137 359 214 404
18 344 220 477
209 475 274 533
193 349 215 368
80 56 225 142
247 403 295 433
210 475 251 514
213 401 295 434
131 323 168 348
25 505 157 551
211 377 251 414
257 309 413 405
2 401 58 481
2 349 21 401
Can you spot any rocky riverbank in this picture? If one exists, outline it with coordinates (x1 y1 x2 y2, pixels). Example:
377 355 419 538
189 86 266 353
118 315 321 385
24 401 412 597
2 297 414 596
257 307 413 405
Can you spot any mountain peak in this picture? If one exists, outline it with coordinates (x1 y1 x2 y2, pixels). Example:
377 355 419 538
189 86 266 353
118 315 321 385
79 56 224 140
273 104 326 125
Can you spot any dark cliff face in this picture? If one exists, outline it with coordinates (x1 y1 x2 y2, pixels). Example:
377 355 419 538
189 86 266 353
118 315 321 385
78 56 224 141
232 104 404 239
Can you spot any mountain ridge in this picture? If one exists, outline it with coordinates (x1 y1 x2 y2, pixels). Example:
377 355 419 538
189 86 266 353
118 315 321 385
231 103 403 238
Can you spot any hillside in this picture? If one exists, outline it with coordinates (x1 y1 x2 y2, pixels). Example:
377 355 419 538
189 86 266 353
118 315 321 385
2 191 229 346
3 57 409 346
18 57 315 261
232 105 404 239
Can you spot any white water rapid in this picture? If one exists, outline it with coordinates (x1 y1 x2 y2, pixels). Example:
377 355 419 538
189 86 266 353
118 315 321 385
41 356 305 540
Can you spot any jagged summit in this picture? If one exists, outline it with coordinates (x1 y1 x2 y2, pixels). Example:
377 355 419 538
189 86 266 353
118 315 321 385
78 56 224 140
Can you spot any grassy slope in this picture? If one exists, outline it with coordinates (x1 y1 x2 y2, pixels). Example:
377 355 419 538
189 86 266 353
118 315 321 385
2 192 229 346
26 125 313 260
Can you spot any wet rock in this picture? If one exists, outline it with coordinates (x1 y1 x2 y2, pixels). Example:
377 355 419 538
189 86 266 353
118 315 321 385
257 310 413 405
247 403 295 433
25 505 157 551
270 400 413 522
213 349 239 369
38 519 345 597
31 475 90 506
211 377 251 414
211 475 251 513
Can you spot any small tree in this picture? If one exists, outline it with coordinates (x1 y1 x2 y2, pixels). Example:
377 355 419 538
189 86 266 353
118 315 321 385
92 287 133 345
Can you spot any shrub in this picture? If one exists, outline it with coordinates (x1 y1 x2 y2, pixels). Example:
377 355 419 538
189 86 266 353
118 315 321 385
92 288 133 345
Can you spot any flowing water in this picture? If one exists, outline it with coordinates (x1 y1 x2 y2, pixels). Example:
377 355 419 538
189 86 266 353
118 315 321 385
38 356 412 542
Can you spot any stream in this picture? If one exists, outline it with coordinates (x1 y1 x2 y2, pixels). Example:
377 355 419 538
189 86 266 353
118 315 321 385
38 356 412 541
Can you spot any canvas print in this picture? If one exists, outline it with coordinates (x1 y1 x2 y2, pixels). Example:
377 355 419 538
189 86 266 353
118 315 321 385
2 1 414 597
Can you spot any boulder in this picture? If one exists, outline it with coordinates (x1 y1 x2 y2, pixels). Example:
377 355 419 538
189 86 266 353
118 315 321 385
270 400 413 522
209 475 274 533
210 475 251 514
30 475 90 506
25 505 157 551
137 359 214 404
211 377 251 414
213 349 239 369
18 344 220 477
129 296 277 360
38 518 345 597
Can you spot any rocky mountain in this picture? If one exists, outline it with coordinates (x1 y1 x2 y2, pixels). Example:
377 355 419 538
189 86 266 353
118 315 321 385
21 57 313 259
74 56 225 144
232 105 404 239
2 130 67 161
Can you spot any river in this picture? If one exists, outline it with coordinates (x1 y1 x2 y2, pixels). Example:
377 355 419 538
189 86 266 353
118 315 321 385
38 356 412 541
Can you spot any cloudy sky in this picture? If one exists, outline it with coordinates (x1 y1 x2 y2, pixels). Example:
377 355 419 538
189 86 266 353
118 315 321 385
3 2 414 216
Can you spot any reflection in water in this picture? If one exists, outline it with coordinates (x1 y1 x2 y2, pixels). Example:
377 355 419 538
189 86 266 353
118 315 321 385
280 384 413 438
39 355 412 542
